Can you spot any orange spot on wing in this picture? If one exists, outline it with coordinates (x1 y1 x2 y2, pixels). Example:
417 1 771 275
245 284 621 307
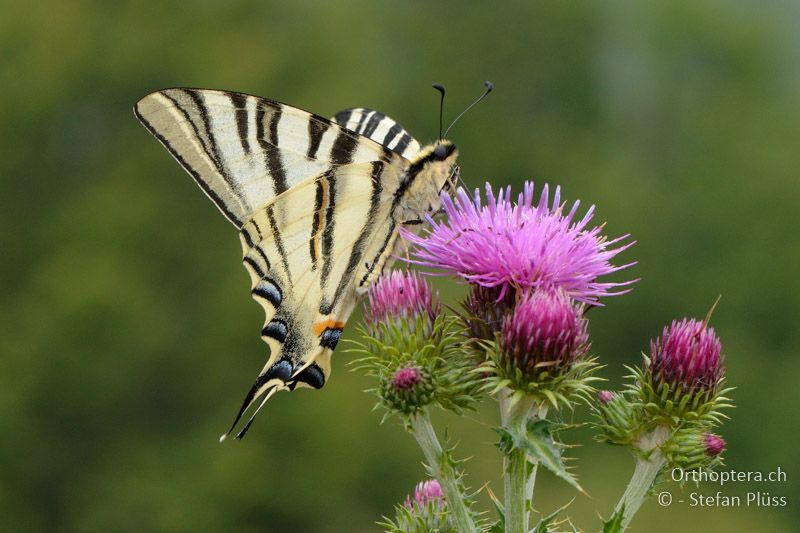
313 319 346 336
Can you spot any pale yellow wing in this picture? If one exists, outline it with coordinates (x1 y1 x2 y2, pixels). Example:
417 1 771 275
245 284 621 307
223 160 404 439
134 88 397 227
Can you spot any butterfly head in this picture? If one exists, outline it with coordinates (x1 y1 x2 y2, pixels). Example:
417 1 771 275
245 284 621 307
431 140 460 195
400 140 459 221
400 80 493 216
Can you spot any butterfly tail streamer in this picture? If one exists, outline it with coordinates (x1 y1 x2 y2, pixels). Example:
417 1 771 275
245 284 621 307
220 358 296 441
220 349 330 441
221 383 283 441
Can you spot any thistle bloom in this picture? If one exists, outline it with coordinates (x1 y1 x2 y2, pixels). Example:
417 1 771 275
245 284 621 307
402 182 636 305
499 289 589 380
364 270 440 334
704 434 726 457
650 318 723 393
404 479 445 509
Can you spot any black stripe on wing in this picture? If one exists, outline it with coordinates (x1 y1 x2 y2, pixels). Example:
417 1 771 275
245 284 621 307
319 169 337 289
329 128 359 165
332 107 421 159
183 90 238 196
264 206 292 285
229 92 251 155
307 119 329 159
134 97 244 227
255 103 289 195
326 160 386 308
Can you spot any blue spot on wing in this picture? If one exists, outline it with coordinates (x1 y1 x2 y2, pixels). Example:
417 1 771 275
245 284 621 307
262 320 288 342
252 278 283 307
319 328 341 350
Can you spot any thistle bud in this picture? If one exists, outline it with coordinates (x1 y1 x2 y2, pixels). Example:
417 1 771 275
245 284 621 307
388 479 450 532
662 428 727 469
463 284 517 341
498 289 589 382
393 366 424 390
598 390 615 405
404 479 445 510
650 318 723 395
381 364 436 414
593 390 641 446
352 270 482 418
619 318 731 456
364 270 440 340
704 433 726 457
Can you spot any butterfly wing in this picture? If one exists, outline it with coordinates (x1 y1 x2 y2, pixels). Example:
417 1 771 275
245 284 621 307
333 107 422 160
134 88 405 227
134 88 420 439
228 160 404 438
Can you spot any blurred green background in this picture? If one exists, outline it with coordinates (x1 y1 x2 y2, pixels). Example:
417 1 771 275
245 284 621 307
1 1 798 531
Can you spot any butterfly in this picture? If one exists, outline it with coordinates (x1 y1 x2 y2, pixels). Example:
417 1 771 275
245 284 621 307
133 86 482 439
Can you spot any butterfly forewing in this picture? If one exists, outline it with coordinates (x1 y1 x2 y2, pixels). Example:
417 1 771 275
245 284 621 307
134 89 402 227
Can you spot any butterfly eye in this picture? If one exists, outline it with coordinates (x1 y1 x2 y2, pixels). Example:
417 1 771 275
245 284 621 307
433 144 449 161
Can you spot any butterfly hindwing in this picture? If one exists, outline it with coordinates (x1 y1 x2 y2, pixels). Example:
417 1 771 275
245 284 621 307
226 160 401 438
134 89 401 227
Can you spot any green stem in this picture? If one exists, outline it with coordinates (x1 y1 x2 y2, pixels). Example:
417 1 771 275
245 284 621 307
613 425 671 531
525 404 548 504
500 391 536 533
410 410 478 533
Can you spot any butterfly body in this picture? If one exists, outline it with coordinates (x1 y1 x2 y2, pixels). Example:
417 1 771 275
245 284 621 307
134 88 458 438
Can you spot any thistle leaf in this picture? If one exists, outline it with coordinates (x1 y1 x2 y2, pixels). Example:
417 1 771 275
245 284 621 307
531 499 574 533
601 506 625 533
495 419 584 493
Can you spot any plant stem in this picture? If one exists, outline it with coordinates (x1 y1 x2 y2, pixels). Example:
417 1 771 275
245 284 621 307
499 391 536 533
410 410 478 533
525 404 548 504
613 425 671 531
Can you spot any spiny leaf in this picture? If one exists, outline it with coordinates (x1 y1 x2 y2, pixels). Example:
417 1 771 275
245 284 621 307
601 505 625 533
531 498 574 533
523 419 584 493
496 419 584 494
485 486 504 533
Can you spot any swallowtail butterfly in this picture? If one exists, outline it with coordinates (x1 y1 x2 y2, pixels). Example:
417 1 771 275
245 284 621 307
134 86 488 439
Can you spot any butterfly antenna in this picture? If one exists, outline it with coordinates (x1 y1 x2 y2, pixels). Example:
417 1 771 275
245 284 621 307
457 167 468 189
443 81 493 138
432 83 446 140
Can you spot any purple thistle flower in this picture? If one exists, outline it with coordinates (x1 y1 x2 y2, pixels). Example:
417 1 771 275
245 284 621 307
404 479 445 509
704 434 726 457
499 289 590 380
650 318 724 393
401 182 636 305
364 270 440 331
392 366 423 390
598 390 616 405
